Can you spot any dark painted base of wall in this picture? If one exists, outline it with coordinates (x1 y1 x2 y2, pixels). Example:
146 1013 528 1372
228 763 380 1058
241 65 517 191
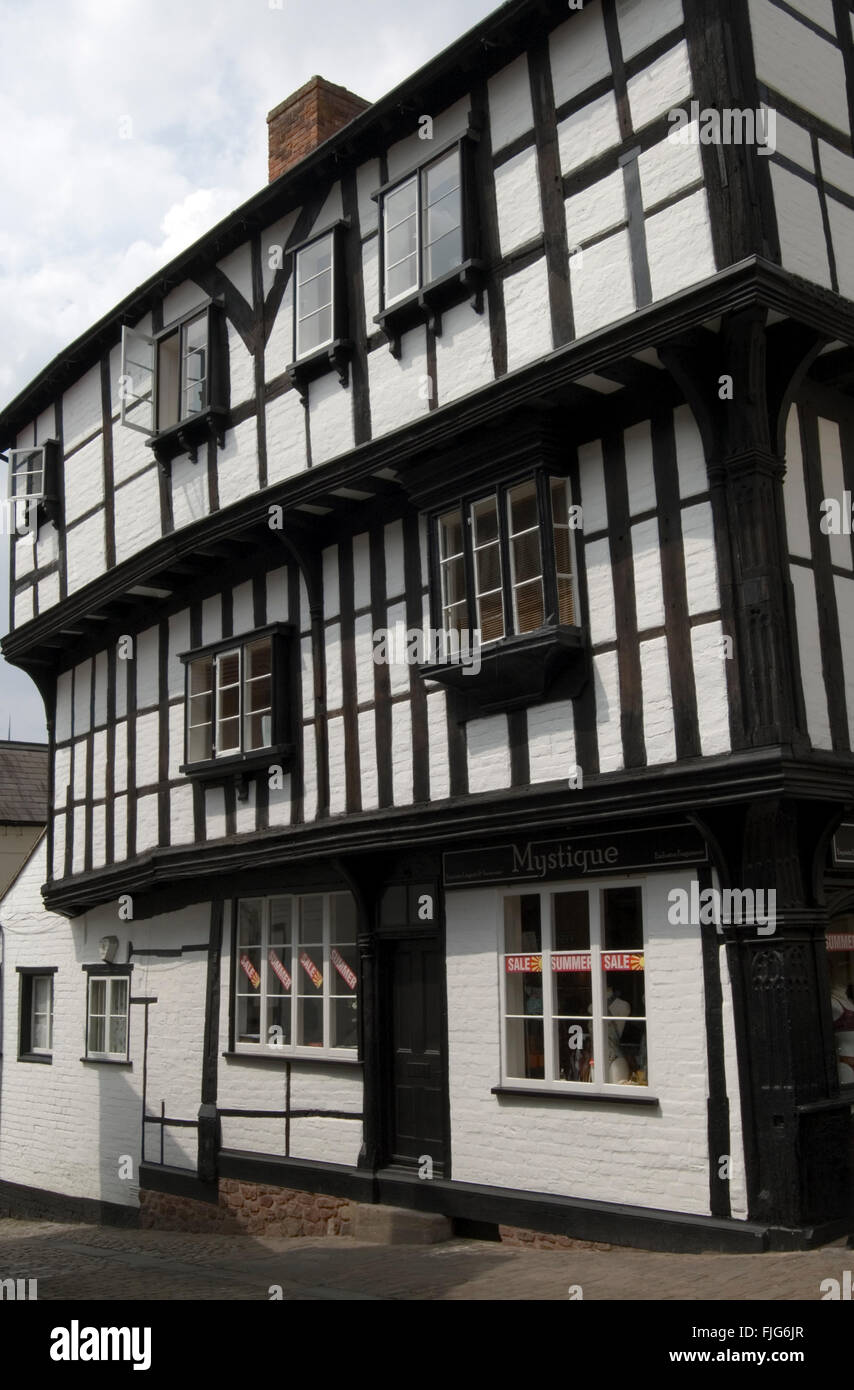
139 1152 812 1252
0 1177 138 1228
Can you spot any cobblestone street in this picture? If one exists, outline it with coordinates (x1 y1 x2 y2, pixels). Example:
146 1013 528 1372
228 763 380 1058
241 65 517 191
0 1218 850 1301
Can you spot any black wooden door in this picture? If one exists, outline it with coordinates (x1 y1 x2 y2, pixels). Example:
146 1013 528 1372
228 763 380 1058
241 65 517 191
385 936 447 1173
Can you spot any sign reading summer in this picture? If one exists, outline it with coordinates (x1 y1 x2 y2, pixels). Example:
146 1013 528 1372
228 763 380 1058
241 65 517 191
444 824 708 887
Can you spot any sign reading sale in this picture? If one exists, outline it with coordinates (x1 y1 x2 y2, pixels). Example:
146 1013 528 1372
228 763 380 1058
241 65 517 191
299 951 323 988
505 954 543 973
239 953 261 988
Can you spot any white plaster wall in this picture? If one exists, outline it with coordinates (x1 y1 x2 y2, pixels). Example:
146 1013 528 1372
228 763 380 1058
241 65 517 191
783 406 811 559
0 844 211 1207
549 2 611 108
748 0 849 133
770 164 833 288
527 699 575 784
691 621 732 755
593 649 623 772
63 436 104 525
62 365 102 454
467 715 511 793
434 298 494 405
445 870 714 1215
216 418 259 511
570 229 635 337
504 258 553 370
488 53 534 152
617 0 684 61
65 511 107 595
113 467 162 566
266 389 307 484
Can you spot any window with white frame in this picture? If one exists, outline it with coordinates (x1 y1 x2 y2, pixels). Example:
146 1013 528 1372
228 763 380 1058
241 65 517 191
501 883 647 1089
5 441 59 530
120 304 221 438
295 230 334 358
235 893 358 1055
86 975 130 1061
184 633 276 765
18 970 55 1060
435 474 577 643
381 146 463 306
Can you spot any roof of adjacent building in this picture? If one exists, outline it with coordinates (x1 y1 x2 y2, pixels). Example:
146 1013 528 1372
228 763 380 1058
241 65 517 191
0 741 49 824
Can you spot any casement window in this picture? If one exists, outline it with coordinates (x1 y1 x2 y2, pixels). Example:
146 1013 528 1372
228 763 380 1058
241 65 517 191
85 975 130 1061
381 146 464 306
5 441 61 529
434 475 578 643
234 893 359 1056
288 224 351 393
374 137 482 354
119 301 227 467
181 626 292 778
17 968 56 1062
501 884 648 1091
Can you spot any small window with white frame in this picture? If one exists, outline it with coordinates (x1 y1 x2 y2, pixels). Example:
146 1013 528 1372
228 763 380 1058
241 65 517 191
5 441 60 531
234 892 359 1055
501 882 647 1091
85 973 130 1061
18 968 56 1061
119 302 224 440
295 230 334 358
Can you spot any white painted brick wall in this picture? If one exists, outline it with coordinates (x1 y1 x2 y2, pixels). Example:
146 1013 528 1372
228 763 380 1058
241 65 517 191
646 191 717 300
65 511 107 595
308 374 354 466
265 390 306 485
632 518 666 629
391 702 414 806
328 716 347 816
171 452 209 532
488 53 534 152
467 715 511 793
748 0 848 131
358 710 380 810
63 435 104 525
640 636 677 764
586 538 617 644
550 3 611 107
504 258 553 371
527 699 575 784
691 621 732 755
627 41 692 129
62 364 102 454
770 164 833 288
495 148 543 255
593 650 623 772
426 691 451 800
570 229 635 337
113 468 161 566
674 405 707 498
217 418 259 512
434 298 494 406
617 0 683 60
367 327 430 437
625 421 656 515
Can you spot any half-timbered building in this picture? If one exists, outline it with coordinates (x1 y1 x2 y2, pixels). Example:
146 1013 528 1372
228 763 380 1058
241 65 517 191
3 0 854 1249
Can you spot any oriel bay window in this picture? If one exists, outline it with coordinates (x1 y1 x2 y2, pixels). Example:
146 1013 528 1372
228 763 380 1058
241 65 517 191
180 625 293 784
435 474 578 643
234 894 359 1055
501 884 647 1091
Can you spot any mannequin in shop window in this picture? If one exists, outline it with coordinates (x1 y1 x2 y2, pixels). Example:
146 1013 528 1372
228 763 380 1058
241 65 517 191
829 953 854 1085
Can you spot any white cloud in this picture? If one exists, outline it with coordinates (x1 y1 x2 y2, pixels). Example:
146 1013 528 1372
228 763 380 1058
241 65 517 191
0 0 498 735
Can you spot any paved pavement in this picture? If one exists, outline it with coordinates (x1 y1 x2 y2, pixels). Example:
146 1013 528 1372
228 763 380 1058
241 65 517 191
0 1218 852 1299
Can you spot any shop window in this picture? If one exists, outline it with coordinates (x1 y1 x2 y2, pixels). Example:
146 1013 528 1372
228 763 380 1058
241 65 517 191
826 921 854 1085
85 973 130 1062
17 967 56 1063
234 893 358 1056
501 884 647 1091
180 625 293 791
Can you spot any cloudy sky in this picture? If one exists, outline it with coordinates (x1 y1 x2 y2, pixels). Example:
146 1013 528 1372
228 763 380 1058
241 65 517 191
0 0 499 743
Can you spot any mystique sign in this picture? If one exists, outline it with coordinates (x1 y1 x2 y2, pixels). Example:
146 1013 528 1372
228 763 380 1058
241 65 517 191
444 824 708 887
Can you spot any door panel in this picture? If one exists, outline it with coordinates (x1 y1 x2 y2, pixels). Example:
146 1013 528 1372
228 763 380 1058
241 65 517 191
387 936 447 1172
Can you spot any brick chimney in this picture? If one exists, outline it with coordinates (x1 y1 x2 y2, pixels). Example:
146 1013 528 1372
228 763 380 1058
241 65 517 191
267 76 370 182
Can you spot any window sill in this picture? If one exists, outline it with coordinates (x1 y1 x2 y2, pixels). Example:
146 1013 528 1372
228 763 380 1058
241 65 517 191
181 743 294 799
492 1085 659 1106
287 340 354 400
147 406 230 472
18 1052 52 1065
375 259 485 357
420 624 588 715
81 1056 133 1068
223 1049 362 1067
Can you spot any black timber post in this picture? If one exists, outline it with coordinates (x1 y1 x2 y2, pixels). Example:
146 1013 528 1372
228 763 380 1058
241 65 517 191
334 858 382 1174
198 899 224 1183
713 800 850 1232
